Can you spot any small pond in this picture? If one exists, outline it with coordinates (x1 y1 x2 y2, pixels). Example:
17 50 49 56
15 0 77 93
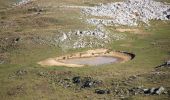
15 0 23 3
60 56 122 66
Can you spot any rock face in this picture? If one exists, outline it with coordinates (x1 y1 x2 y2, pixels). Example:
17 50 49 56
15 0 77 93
82 0 170 26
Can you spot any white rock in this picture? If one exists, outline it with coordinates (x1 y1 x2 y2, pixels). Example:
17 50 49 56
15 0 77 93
59 33 68 42
155 87 165 95
82 0 170 26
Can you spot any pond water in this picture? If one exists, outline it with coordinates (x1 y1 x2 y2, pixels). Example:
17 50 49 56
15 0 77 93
15 0 23 3
60 56 121 66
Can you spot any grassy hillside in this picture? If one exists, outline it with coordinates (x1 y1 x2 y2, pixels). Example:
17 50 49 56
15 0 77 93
0 0 170 100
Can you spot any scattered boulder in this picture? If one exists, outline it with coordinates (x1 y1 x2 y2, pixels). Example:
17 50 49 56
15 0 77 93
13 37 20 43
36 25 126 49
37 71 47 77
57 76 102 89
16 69 27 76
143 88 151 94
82 80 93 88
81 77 103 88
128 87 143 95
95 89 110 94
72 76 81 84
129 86 166 95
81 77 94 88
156 60 170 68
143 86 166 95
0 60 4 64
155 86 165 95
72 76 103 88
167 61 170 65
54 25 125 49
59 33 68 42
58 78 72 88
28 7 43 12
166 15 170 19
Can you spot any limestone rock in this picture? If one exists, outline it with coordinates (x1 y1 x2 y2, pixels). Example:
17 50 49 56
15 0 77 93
82 0 170 26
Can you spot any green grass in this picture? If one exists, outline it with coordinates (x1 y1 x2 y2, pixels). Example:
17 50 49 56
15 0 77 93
0 0 170 100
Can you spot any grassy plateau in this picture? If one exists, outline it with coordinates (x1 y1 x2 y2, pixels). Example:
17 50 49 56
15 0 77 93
0 0 170 100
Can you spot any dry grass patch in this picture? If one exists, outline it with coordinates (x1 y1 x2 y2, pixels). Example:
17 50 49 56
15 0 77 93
116 28 150 35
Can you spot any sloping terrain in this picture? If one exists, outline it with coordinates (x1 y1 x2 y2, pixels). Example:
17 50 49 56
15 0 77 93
0 0 170 100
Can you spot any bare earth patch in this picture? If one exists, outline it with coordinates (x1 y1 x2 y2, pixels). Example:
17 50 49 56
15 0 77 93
38 49 133 67
116 28 149 35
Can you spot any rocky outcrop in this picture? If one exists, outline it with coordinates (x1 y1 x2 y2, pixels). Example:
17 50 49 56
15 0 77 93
143 86 166 95
128 86 167 95
57 76 103 89
14 0 33 6
156 60 170 68
82 0 170 26
55 26 126 49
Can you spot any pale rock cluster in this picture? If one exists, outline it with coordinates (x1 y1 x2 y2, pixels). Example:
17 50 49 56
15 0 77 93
82 0 170 26
56 26 126 49
14 0 32 6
